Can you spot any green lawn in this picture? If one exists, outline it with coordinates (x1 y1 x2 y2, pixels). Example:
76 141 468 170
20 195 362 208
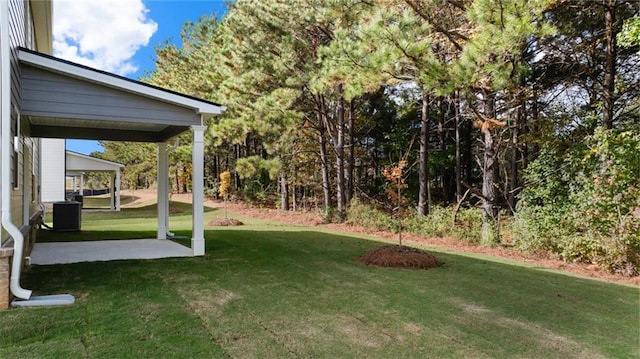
2 205 639 358
80 194 140 209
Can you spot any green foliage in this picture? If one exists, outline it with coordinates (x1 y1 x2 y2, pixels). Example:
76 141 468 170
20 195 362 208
456 0 554 91
346 198 482 243
618 16 640 51
405 206 483 244
346 198 396 232
514 128 640 275
242 179 275 206
97 141 157 190
235 156 281 181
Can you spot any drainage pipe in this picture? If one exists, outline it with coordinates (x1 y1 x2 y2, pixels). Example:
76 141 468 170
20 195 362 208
0 1 32 300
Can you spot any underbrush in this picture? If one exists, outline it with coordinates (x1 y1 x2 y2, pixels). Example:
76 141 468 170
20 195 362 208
512 129 640 276
346 198 482 244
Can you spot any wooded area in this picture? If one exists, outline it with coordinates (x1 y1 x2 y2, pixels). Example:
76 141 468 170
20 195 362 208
92 0 639 275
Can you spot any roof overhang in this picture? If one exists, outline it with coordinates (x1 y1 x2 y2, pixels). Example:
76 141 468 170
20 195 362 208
18 48 225 142
66 151 124 172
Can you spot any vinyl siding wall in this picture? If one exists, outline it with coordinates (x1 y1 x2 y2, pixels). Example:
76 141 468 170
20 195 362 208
2 0 39 245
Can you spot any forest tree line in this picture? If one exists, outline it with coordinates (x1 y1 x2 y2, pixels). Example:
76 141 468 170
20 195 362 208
92 0 640 275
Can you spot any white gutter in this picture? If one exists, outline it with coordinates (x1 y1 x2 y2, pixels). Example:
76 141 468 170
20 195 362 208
1 0 32 300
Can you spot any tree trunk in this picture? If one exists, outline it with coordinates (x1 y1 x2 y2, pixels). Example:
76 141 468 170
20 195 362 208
603 0 616 129
318 111 331 218
213 154 219 199
345 100 355 205
292 183 297 212
280 174 289 211
482 128 499 245
481 93 499 245
234 144 241 190
418 92 430 216
508 117 518 213
509 98 525 213
455 92 462 202
529 88 540 163
335 90 346 219
463 114 473 184
182 166 188 193
175 166 180 193
438 97 450 203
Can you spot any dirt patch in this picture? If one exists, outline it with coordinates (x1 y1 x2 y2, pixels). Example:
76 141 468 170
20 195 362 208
357 245 443 270
208 218 244 226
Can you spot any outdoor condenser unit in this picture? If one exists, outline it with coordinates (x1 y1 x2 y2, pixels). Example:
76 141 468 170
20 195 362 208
52 201 82 231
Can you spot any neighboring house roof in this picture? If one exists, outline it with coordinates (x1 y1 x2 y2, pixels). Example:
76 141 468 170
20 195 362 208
18 48 225 142
65 151 124 172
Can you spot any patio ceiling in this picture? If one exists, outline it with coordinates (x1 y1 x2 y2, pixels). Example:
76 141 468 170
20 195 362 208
17 47 224 142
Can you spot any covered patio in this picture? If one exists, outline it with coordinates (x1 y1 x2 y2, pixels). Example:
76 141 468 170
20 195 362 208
19 47 224 258
65 151 124 211
30 239 192 265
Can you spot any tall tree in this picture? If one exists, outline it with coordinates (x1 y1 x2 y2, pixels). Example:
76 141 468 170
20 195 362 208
315 0 456 216
534 0 638 131
453 0 553 244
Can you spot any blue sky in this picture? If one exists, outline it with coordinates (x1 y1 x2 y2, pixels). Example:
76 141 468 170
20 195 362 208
130 0 228 79
56 0 228 155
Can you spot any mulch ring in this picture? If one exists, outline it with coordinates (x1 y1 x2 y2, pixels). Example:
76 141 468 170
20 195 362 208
208 218 244 226
357 245 443 270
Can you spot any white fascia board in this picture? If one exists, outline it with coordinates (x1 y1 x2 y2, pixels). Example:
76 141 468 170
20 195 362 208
18 49 225 116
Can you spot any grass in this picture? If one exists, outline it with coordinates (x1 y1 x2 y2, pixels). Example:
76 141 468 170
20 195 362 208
38 201 214 242
80 194 140 209
2 204 639 358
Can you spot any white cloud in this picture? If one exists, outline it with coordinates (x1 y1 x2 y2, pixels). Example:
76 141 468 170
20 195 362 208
53 0 157 76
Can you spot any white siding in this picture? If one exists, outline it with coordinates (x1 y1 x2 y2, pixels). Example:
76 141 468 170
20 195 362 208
40 138 65 202
6 0 27 236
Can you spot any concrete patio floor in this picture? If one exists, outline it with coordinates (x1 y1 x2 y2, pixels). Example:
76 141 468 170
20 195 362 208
29 239 193 265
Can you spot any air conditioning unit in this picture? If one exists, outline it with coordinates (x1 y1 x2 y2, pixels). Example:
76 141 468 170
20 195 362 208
52 201 82 231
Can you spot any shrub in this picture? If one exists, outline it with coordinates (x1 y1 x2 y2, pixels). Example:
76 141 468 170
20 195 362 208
513 128 640 275
346 198 482 243
405 206 482 244
346 198 396 232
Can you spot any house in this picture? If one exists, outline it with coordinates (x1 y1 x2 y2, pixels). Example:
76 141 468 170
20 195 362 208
0 0 224 309
55 149 124 211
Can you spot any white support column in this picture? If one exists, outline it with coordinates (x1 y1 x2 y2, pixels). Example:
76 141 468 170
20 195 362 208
115 169 121 211
191 125 206 256
157 142 168 240
109 173 115 211
79 174 84 197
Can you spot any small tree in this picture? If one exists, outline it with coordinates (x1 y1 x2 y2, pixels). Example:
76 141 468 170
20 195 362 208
383 159 408 246
219 171 231 218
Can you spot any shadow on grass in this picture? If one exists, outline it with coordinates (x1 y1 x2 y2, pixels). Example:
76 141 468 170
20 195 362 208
36 229 161 242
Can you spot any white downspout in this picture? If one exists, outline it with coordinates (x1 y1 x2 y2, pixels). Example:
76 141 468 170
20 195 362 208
0 1 32 300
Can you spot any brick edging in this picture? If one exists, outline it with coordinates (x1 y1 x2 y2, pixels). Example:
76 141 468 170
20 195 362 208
0 246 14 310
